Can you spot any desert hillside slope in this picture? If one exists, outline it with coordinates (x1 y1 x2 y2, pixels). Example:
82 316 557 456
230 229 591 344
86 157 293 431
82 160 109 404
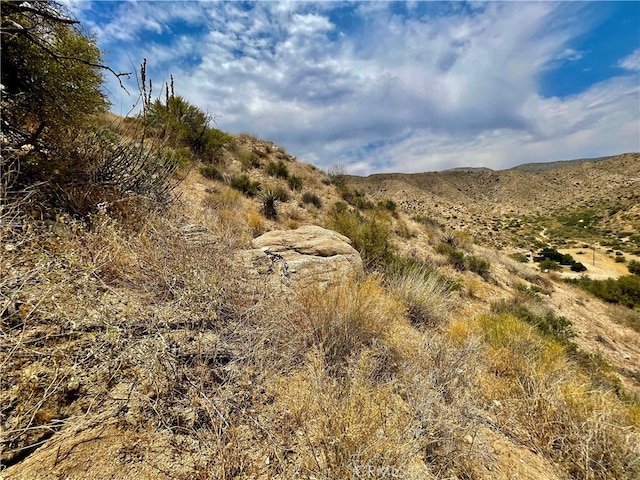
349 152 640 248
2 131 640 479
2 3 639 477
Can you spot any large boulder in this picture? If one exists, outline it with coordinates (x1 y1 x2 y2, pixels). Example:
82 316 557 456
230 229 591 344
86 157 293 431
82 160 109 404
239 225 362 289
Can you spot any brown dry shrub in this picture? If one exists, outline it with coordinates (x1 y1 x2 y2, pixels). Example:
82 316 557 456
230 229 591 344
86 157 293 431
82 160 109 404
293 275 402 374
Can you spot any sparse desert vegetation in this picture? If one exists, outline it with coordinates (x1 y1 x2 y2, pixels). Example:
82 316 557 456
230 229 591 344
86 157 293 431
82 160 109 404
2 2 639 479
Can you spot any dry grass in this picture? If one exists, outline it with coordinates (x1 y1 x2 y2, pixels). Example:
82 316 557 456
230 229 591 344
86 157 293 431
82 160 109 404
386 264 455 327
0 203 245 467
264 351 424 479
3 143 640 480
290 275 403 374
450 313 640 479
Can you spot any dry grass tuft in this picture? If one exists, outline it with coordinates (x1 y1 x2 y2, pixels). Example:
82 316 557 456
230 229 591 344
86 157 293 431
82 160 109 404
293 275 403 374
386 264 455 327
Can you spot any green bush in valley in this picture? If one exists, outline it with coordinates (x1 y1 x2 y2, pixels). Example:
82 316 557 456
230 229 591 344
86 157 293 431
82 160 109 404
539 259 563 272
565 275 640 309
535 247 586 272
570 262 587 272
628 260 640 276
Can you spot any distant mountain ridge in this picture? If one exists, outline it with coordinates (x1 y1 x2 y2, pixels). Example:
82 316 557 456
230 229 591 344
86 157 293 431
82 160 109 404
507 154 619 174
347 152 639 246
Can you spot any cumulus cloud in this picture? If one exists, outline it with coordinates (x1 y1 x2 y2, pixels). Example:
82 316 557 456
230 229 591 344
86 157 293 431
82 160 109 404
78 1 639 173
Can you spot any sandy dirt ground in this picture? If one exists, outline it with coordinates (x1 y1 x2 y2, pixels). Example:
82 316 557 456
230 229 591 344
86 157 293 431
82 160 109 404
559 248 638 280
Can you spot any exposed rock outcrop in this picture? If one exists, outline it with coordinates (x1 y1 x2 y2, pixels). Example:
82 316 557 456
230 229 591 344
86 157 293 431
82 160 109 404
239 225 362 289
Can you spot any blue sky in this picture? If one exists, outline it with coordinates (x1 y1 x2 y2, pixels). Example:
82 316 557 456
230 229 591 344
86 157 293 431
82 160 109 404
64 1 639 174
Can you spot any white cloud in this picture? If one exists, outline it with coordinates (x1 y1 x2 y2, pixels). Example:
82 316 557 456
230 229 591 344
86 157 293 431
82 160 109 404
555 48 584 62
618 48 640 71
82 1 638 173
355 76 639 175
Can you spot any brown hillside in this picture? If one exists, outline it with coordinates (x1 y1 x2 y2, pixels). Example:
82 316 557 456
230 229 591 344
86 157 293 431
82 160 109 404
348 152 640 248
2 133 639 480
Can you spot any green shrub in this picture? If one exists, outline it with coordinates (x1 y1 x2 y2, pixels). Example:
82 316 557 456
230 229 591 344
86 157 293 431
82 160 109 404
2 0 108 185
326 208 394 270
615 256 626 263
509 252 530 263
333 201 348 214
565 275 640 309
536 247 570 264
145 96 227 160
435 243 466 271
302 192 322 209
412 215 442 230
271 186 290 202
436 243 490 278
230 175 260 197
628 260 640 276
491 300 574 345
378 199 397 212
238 148 261 169
327 164 347 187
513 283 542 301
353 197 375 210
199 165 223 181
539 259 563 272
287 175 303 191
265 161 289 179
570 262 587 272
466 255 491 279
340 187 369 208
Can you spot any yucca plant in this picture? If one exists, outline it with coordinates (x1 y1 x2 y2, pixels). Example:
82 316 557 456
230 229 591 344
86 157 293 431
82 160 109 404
259 188 280 219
